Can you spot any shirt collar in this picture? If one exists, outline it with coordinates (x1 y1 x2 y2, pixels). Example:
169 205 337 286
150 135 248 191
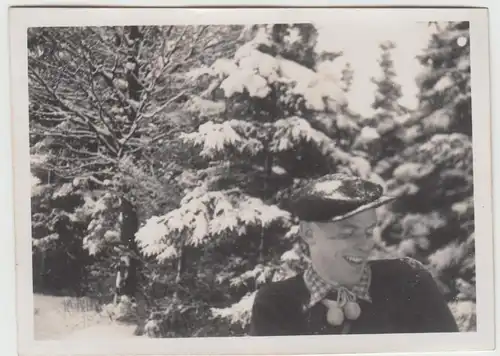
303 263 372 309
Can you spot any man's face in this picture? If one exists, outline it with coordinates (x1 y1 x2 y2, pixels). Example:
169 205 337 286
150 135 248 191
300 208 378 287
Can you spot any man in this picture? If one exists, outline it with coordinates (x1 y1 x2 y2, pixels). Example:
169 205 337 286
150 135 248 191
250 174 458 336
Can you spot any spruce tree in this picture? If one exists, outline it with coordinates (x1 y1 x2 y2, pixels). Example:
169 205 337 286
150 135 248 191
353 41 408 164
136 24 384 336
373 22 474 331
340 62 354 93
29 25 243 306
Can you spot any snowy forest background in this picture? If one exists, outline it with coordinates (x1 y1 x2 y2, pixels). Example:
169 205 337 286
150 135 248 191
29 21 476 338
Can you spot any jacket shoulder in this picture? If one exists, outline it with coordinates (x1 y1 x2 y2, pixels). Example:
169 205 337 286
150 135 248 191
254 274 307 306
250 275 307 336
369 257 431 280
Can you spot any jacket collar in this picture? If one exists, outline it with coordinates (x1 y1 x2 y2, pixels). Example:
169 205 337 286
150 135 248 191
302 264 372 309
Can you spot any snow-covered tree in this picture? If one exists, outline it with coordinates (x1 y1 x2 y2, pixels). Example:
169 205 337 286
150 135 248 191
136 23 385 336
340 62 354 93
373 22 475 330
353 41 409 163
371 41 406 114
29 25 244 300
30 161 115 296
414 21 471 137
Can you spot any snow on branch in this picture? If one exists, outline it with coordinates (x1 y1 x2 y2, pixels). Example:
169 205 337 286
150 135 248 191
183 96 226 118
136 187 292 262
400 212 447 240
393 162 436 182
283 224 300 240
270 116 334 152
78 192 121 255
211 259 302 327
280 244 303 263
52 183 75 199
229 263 275 288
210 291 257 327
428 233 474 275
32 233 59 252
449 300 476 332
135 215 175 260
211 260 301 327
187 40 346 109
180 120 264 159
30 153 49 166
268 116 375 178
31 175 45 197
418 133 472 164
269 116 352 163
279 241 310 274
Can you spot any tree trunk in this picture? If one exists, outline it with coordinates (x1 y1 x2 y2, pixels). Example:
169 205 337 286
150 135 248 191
258 152 273 263
173 244 187 300
117 197 139 299
258 227 265 263
175 245 187 284
125 26 143 106
264 152 273 177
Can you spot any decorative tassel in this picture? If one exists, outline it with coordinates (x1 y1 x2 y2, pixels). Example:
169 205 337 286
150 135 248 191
343 301 361 320
342 291 361 321
322 300 344 326
321 287 362 327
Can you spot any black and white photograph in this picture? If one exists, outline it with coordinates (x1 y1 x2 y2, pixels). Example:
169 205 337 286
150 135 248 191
8 5 495 356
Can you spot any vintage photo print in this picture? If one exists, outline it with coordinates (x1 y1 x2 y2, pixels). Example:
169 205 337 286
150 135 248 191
9 5 495 356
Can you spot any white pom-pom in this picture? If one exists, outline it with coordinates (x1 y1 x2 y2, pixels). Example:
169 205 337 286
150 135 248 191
343 301 361 320
326 306 344 326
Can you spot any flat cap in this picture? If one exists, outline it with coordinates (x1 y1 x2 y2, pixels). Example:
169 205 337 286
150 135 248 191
285 173 395 222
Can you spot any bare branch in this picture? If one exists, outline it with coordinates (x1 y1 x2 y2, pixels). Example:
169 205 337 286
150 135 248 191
110 54 119 79
88 72 121 141
31 131 97 140
41 160 113 180
87 175 110 186
142 27 189 96
95 69 135 117
164 26 174 38
30 68 120 156
63 142 117 163
116 89 187 157
202 39 225 51
140 89 188 120
163 27 188 66
45 33 131 116
183 25 208 60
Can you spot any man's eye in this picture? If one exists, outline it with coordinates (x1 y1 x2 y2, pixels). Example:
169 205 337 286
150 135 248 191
365 226 376 235
340 227 355 236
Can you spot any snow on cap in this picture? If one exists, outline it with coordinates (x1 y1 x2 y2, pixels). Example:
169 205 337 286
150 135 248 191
285 173 396 222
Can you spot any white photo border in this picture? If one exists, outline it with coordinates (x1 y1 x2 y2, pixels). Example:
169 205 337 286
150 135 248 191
8 5 495 356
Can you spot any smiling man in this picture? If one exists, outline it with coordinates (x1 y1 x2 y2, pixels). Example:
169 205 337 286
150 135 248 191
249 174 458 336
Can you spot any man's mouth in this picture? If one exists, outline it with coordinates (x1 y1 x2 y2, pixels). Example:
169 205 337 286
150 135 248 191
344 255 365 265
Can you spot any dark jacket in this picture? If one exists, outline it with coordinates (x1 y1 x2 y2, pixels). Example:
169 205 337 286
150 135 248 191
250 258 459 336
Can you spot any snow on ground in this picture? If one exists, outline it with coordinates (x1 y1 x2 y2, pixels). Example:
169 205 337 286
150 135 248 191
34 294 140 340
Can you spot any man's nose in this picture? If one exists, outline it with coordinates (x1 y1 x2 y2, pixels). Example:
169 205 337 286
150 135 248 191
355 238 375 252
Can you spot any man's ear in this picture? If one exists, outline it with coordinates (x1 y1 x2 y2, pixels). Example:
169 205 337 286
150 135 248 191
299 221 314 244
